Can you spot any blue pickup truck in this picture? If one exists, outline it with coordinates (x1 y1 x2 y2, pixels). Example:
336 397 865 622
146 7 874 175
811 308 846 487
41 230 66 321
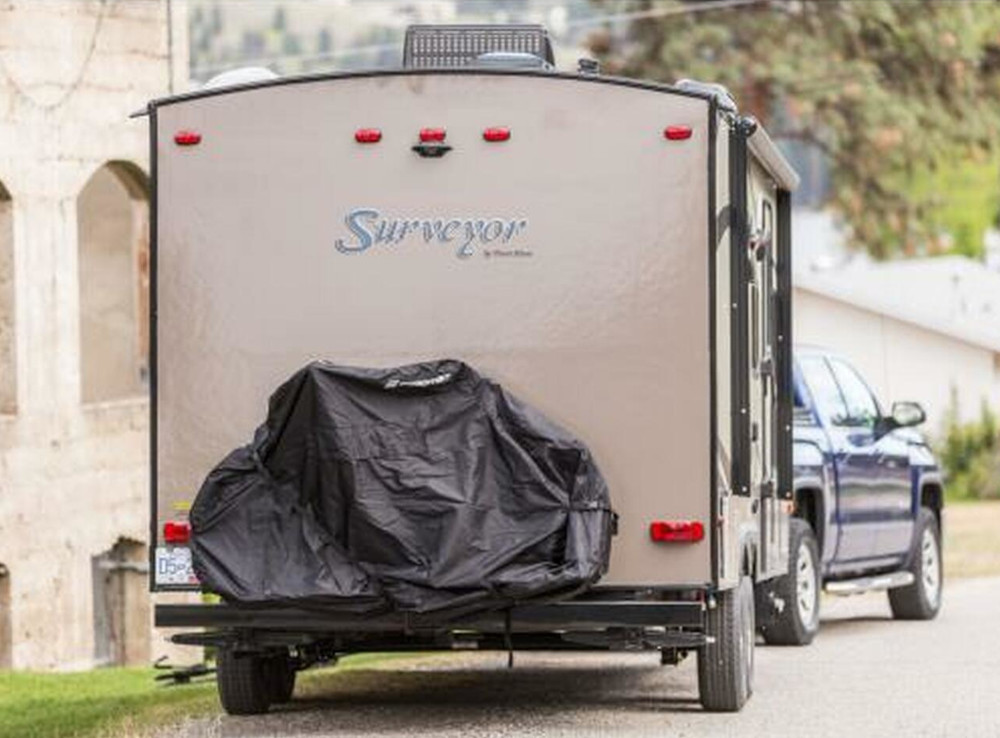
756 347 944 645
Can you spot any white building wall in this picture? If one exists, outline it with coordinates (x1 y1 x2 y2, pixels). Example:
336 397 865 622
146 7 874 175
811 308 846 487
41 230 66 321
0 0 188 670
794 287 1000 435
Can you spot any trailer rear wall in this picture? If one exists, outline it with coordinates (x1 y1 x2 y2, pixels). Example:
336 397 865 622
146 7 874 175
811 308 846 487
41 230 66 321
154 73 712 586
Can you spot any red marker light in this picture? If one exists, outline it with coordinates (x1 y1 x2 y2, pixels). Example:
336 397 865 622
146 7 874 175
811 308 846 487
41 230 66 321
355 128 382 144
163 521 191 545
483 127 511 142
664 125 693 141
650 520 704 543
419 127 447 142
173 130 202 146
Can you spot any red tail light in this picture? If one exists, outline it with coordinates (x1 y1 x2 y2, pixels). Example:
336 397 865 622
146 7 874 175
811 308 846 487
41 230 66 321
419 127 447 142
164 521 191 544
173 130 202 146
483 127 511 142
663 126 692 141
355 128 382 143
650 520 704 543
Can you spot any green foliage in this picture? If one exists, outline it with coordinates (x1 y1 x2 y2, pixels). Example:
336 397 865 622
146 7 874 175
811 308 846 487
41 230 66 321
938 397 1000 501
594 0 1000 259
282 32 303 57
903 155 1000 258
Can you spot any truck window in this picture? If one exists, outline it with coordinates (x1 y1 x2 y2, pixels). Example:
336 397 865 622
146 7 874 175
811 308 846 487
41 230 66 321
828 359 880 427
798 356 849 426
792 381 816 426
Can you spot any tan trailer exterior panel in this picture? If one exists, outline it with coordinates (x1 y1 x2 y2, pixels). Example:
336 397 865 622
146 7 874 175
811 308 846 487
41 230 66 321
153 73 714 587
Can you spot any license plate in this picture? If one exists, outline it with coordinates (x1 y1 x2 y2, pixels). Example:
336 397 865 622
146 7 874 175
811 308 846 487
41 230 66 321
154 546 198 586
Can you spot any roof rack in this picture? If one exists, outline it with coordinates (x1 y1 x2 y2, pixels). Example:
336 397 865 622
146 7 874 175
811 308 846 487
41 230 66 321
403 24 555 69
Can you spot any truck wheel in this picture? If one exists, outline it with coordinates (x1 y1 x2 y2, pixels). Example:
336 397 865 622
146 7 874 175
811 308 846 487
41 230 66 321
759 519 821 645
216 648 272 715
889 508 942 620
698 575 754 712
265 653 297 704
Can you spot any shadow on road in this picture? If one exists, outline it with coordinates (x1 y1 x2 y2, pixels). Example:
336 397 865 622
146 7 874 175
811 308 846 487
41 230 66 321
817 614 893 633
227 663 704 735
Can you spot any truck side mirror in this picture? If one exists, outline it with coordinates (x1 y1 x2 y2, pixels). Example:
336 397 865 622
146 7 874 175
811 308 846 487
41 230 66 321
891 401 926 428
875 401 926 438
892 402 927 428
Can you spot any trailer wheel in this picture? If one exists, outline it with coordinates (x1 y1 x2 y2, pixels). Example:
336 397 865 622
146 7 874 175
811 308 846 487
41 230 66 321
216 648 272 715
265 653 297 704
889 508 942 620
698 575 754 712
759 519 821 645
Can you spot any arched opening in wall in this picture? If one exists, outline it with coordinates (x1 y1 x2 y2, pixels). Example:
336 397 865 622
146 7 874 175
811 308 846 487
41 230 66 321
91 539 150 667
0 180 15 414
0 563 11 668
77 162 150 404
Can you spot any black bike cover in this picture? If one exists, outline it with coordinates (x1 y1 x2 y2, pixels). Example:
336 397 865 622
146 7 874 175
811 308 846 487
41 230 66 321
189 360 614 614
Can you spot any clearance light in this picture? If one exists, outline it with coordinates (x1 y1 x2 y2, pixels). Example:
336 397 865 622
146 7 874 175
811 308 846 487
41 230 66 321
419 127 447 142
663 126 693 141
164 521 191 545
173 130 202 146
355 128 382 143
483 127 511 142
650 520 704 543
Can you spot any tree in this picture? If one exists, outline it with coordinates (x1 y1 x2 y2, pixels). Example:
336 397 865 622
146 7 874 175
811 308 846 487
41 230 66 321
272 7 287 33
317 28 333 55
283 32 303 57
593 0 1000 259
939 396 1000 500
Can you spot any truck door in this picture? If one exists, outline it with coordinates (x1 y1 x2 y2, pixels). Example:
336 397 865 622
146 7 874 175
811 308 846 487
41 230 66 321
797 355 878 561
826 358 913 557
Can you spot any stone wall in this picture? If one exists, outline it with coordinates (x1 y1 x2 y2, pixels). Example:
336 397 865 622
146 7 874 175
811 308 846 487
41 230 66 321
0 0 188 670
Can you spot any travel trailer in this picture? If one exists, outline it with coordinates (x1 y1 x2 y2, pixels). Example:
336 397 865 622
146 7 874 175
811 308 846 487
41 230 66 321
147 25 800 713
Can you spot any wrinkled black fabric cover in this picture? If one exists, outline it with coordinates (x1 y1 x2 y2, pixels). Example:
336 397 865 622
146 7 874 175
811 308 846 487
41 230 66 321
190 360 614 614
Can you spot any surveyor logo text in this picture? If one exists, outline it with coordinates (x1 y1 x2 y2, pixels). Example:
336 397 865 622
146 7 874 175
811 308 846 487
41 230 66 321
335 208 530 259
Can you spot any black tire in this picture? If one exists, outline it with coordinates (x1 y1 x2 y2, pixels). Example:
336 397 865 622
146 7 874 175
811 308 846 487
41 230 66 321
889 508 942 620
759 519 821 646
698 575 755 712
216 649 272 715
265 653 297 704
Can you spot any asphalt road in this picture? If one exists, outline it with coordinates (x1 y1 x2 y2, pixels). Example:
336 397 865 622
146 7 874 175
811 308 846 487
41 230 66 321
164 576 1000 737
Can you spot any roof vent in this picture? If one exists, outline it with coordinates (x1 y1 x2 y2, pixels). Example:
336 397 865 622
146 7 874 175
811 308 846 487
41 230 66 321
403 24 555 69
473 51 552 70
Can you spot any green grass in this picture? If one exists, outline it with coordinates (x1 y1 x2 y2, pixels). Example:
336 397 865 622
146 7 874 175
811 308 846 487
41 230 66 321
0 653 425 738
0 666 217 738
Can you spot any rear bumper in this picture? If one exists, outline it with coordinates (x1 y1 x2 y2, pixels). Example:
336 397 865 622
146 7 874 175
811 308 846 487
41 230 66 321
156 599 705 632
158 599 707 652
